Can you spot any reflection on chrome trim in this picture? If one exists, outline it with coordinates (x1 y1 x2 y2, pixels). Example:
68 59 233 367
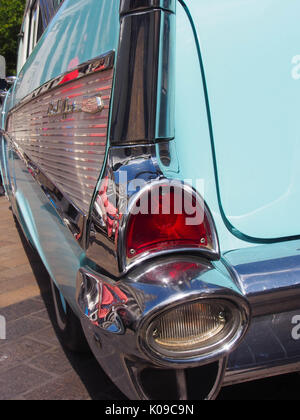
6 134 86 240
77 259 250 399
111 5 175 144
12 51 114 111
47 95 104 118
6 51 114 215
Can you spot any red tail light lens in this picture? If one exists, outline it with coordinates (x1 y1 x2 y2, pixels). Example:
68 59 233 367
126 184 216 259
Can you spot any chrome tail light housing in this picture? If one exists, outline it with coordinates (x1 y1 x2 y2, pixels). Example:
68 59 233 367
121 180 220 272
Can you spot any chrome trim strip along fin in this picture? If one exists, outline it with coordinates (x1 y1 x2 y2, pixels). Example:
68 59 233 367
6 52 114 218
4 136 86 241
110 2 175 144
13 51 114 112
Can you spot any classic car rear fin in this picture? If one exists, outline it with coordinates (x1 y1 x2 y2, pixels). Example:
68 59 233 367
110 0 176 145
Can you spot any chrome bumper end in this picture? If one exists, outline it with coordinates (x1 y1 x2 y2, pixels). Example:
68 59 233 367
76 240 300 399
76 256 249 399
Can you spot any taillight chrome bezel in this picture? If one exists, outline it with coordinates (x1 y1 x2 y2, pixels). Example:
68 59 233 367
118 179 220 274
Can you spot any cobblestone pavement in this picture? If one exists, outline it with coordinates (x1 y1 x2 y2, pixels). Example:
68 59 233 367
0 196 299 400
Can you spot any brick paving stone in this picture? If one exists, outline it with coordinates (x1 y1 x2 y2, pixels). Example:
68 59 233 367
5 316 50 342
28 347 73 376
22 370 95 401
22 367 124 401
30 309 52 321
0 364 53 400
1 298 46 322
0 272 40 295
0 337 50 373
27 326 61 347
0 285 42 308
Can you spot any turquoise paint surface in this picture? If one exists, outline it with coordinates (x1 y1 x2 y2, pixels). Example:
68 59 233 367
182 0 300 241
158 1 249 254
158 0 300 255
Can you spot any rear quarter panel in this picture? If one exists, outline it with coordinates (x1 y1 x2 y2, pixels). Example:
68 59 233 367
157 0 249 255
1 0 120 313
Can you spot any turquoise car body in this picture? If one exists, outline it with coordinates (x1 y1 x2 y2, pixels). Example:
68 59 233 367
1 0 300 400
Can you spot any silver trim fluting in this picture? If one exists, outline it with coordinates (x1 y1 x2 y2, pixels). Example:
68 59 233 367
11 51 114 112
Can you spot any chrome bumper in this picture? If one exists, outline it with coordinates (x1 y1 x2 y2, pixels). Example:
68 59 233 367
223 240 300 386
76 256 249 400
224 309 300 386
76 240 300 399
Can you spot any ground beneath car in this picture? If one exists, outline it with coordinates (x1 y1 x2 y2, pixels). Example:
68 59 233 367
0 196 124 401
0 196 299 400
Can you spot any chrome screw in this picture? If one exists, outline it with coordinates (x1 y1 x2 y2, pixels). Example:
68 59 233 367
153 329 159 338
218 312 226 322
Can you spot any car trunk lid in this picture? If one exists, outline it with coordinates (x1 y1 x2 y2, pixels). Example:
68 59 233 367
185 0 300 240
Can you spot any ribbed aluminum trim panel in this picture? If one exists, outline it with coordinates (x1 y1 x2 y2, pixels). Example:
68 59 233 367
7 65 113 215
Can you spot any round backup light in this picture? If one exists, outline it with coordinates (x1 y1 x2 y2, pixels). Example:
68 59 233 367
143 300 243 360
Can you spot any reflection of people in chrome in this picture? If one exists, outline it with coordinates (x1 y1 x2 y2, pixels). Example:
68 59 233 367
96 176 122 243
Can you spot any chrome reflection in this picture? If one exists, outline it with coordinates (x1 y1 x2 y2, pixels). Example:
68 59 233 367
6 51 114 215
87 144 219 276
111 3 175 144
77 269 127 334
77 267 145 335
77 258 250 399
13 141 85 240
47 95 104 118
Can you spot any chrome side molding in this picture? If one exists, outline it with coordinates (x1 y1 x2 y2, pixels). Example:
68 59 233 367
11 51 114 112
